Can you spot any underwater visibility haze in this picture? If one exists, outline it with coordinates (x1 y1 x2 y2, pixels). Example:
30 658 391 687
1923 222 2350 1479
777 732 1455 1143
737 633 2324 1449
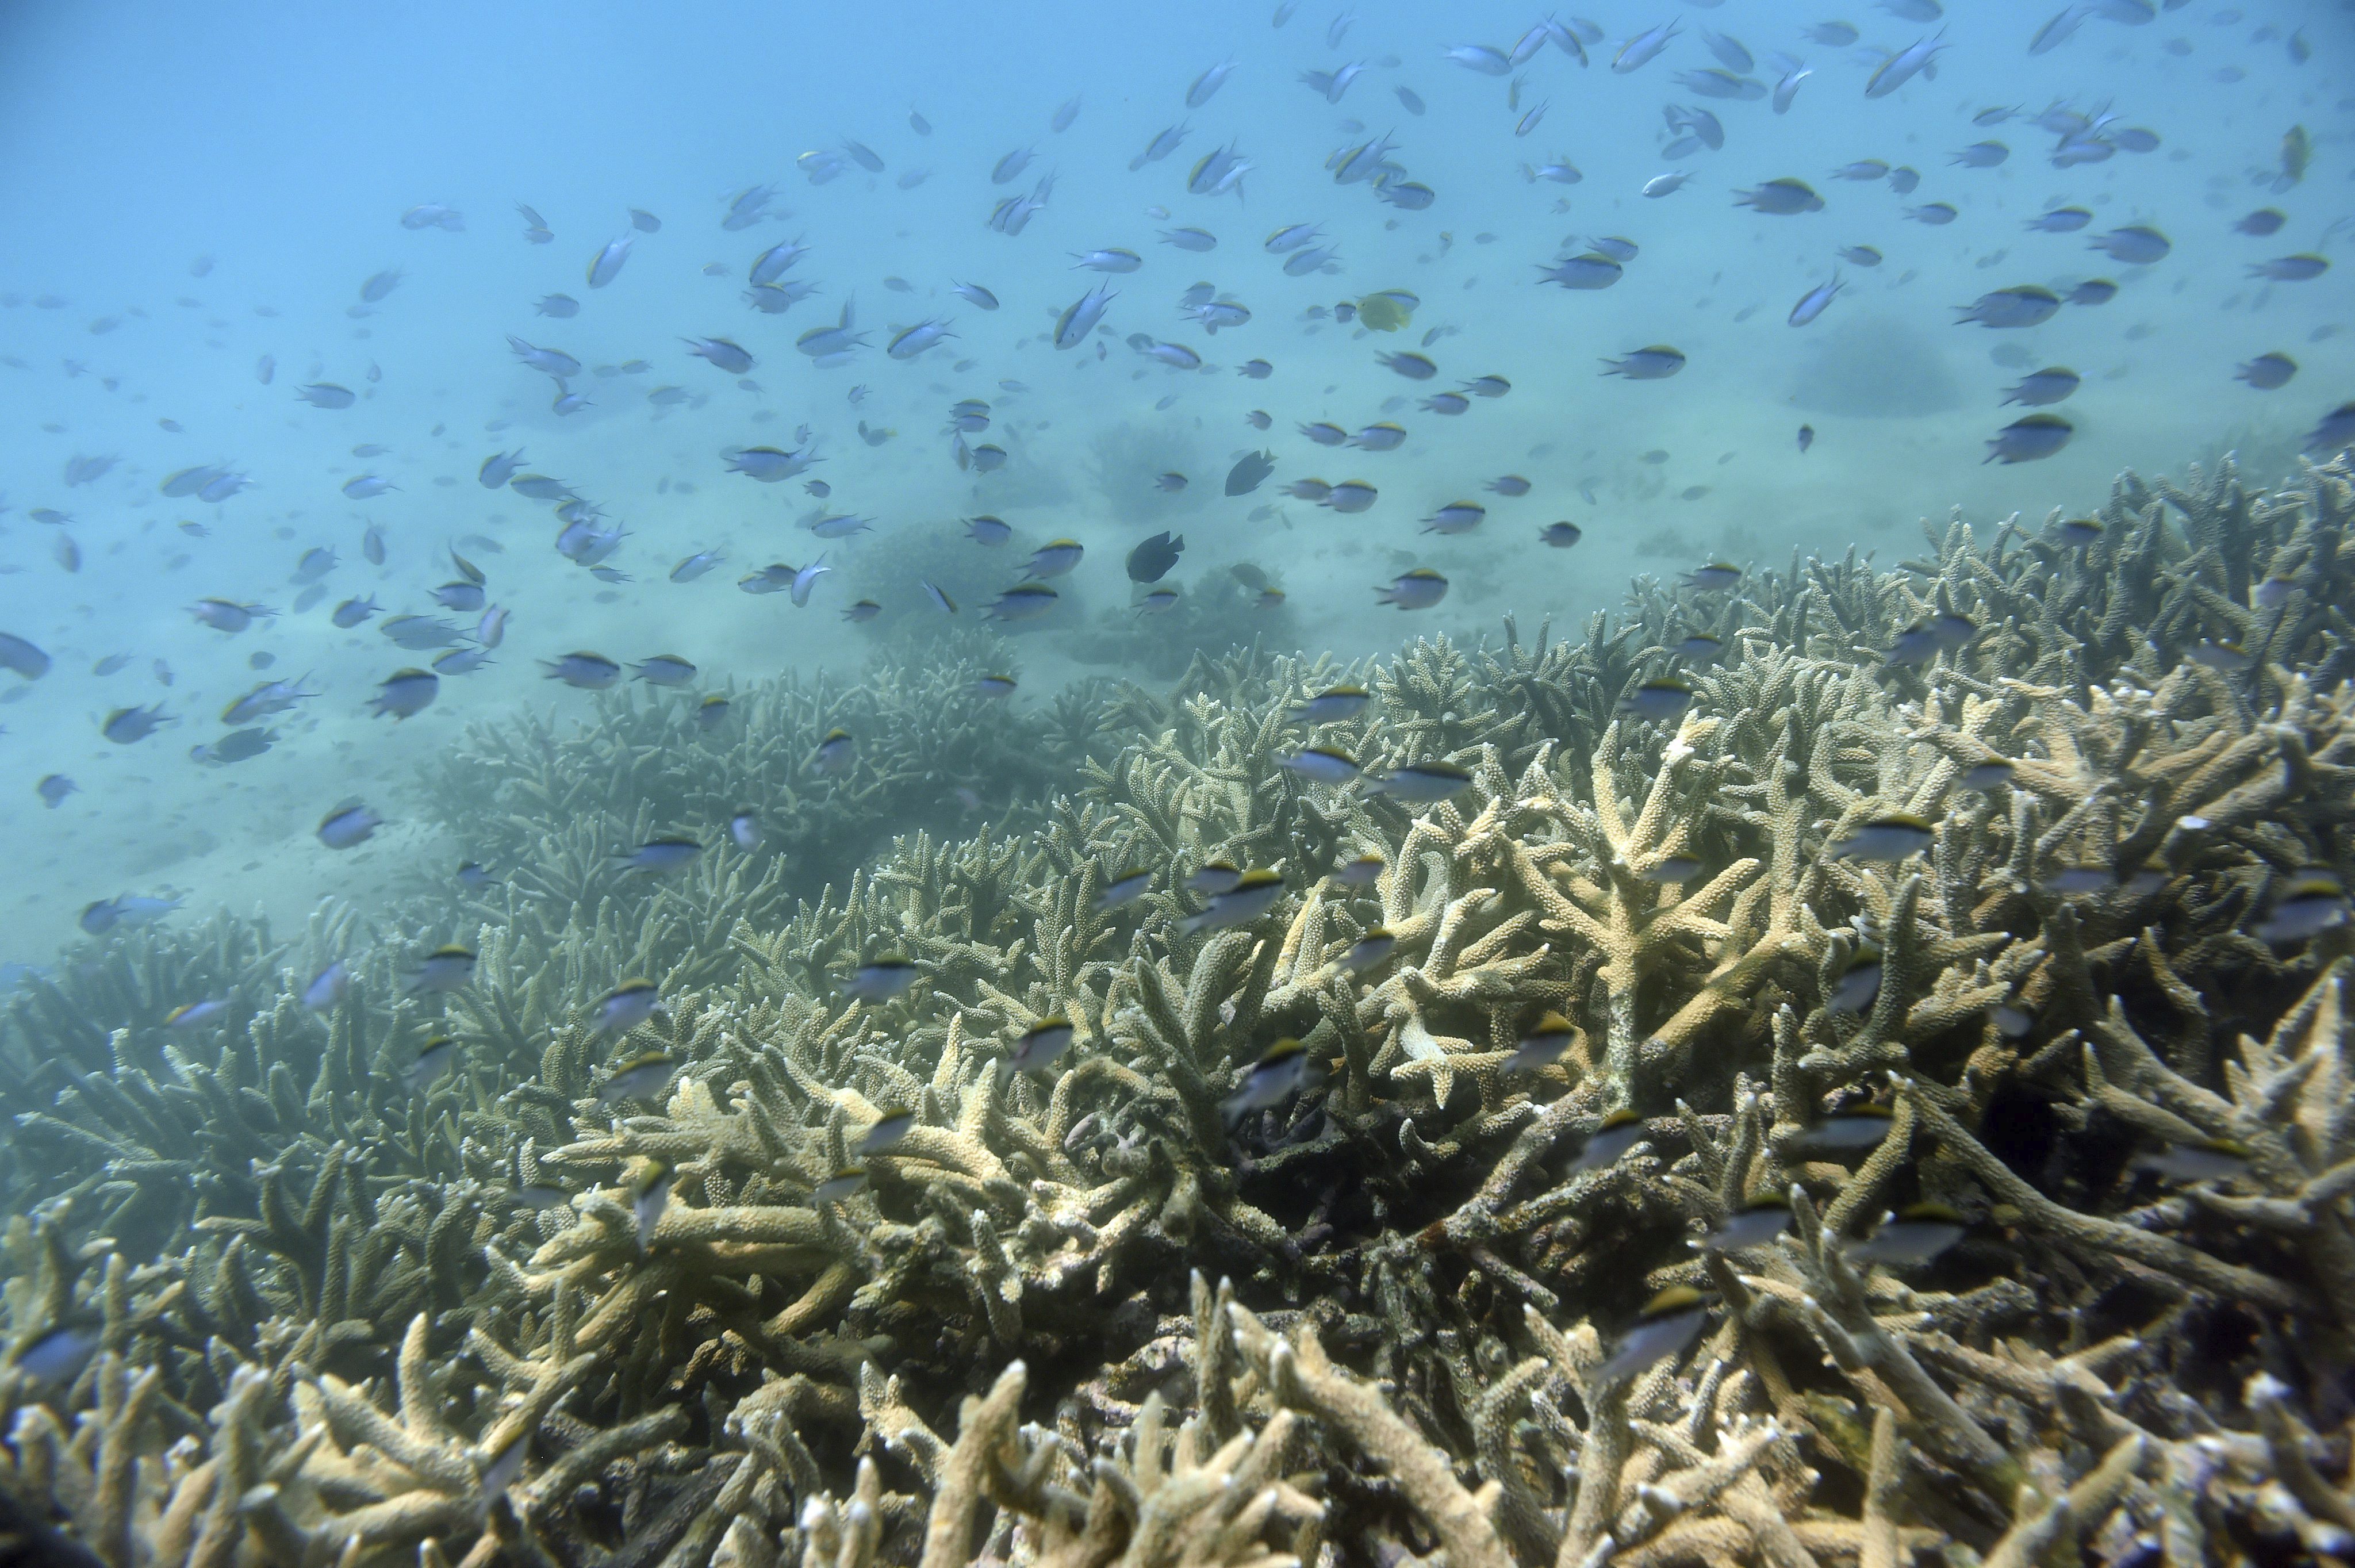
5 0 2355 1562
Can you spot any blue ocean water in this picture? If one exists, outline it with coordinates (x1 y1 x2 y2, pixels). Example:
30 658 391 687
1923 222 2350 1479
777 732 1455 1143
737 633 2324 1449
0 0 2345 961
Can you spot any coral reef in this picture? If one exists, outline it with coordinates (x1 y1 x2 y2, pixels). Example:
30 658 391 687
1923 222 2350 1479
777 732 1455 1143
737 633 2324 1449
1064 567 1301 681
3 454 2354 1568
419 632 1144 950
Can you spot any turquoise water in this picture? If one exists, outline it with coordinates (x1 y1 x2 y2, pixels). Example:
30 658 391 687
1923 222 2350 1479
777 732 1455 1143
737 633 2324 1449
0 0 2344 953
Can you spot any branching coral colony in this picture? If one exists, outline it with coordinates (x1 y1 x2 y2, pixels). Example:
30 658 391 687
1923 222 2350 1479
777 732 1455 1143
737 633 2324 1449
4 454 2355 1568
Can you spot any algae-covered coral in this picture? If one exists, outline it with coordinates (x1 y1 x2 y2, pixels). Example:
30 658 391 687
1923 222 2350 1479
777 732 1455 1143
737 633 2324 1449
5 455 2355 1567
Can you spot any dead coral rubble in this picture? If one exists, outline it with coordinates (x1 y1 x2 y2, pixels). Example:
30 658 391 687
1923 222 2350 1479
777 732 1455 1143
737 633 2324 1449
3 456 2355 1566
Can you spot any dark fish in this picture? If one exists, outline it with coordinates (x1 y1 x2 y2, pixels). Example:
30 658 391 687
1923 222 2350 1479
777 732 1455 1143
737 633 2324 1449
14 1324 101 1386
1704 1195 1793 1253
858 1108 916 1155
2237 352 2296 390
1794 1103 1896 1149
0 632 51 680
1096 868 1153 908
1010 1016 1075 1072
812 1166 868 1203
1221 1036 1314 1117
1844 1202 1970 1266
1508 1012 1578 1074
203 727 277 763
1127 531 1184 582
1225 450 1276 496
2256 869 2350 943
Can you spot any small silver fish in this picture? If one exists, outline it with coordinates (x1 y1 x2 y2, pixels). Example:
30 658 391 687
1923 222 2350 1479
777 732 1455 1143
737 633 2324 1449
687 336 756 374
293 960 344 1007
2130 1138 2253 1183
1827 945 1884 1013
1959 760 2015 795
1864 32 1946 97
613 838 702 875
858 1109 916 1155
1733 177 1824 214
542 651 622 689
1188 862 1244 896
1374 568 1446 609
842 956 919 1003
1617 679 1694 723
1292 685 1371 723
1010 1017 1075 1073
2256 869 2350 943
1793 1103 1896 1150
1593 1287 1711 1386
1829 814 1935 861
810 727 856 773
631 1160 672 1250
588 234 635 289
1613 19 1681 72
600 1051 678 1103
13 1325 100 1386
988 584 1058 620
2089 224 2170 265
1986 415 2074 465
2236 352 2297 390
408 946 477 993
404 1036 459 1092
164 999 232 1030
1422 500 1485 534
1222 1038 1314 1120
1024 539 1084 578
594 979 662 1035
1366 761 1472 804
1601 344 1685 379
1508 1012 1579 1075
1182 868 1287 932
1789 275 1844 327
1702 1195 1793 1253
812 1167 868 1203
98 703 170 743
1096 868 1154 908
1844 1203 1969 1266
1279 746 1362 785
316 803 382 849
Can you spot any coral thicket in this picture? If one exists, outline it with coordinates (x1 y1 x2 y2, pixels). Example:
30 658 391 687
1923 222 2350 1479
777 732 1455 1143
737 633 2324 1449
5 455 2355 1567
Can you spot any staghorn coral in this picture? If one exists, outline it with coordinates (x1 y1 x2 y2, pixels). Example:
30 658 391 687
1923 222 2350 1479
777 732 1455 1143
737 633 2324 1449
3 455 2355 1567
421 634 1149 932
1063 569 1301 682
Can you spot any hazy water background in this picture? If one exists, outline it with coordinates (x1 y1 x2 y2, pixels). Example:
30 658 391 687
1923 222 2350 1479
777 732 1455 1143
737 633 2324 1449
0 0 2345 963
